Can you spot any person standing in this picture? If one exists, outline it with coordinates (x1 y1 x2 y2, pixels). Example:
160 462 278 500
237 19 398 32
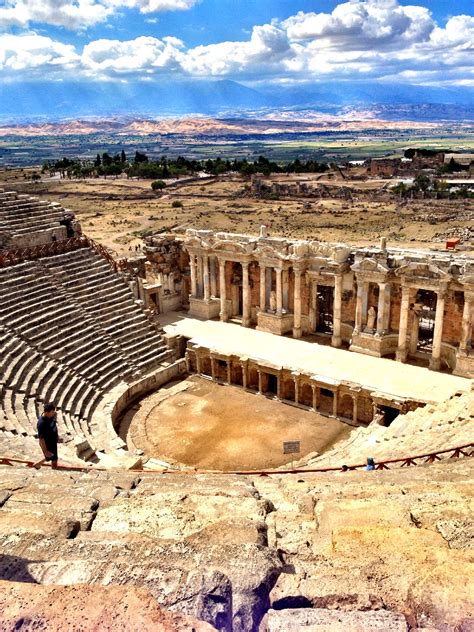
34 403 59 469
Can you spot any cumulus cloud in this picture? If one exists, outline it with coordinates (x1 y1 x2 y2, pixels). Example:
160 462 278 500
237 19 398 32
182 24 291 76
82 35 184 74
0 33 79 74
0 0 113 30
283 0 434 50
0 1 473 87
0 0 198 30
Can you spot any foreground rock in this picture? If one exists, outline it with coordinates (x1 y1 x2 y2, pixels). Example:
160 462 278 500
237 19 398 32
0 581 216 631
0 460 473 631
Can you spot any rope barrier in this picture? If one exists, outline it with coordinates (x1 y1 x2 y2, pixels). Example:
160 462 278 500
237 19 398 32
1 443 472 476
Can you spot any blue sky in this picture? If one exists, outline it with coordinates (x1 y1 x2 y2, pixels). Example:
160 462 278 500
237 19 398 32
0 0 473 91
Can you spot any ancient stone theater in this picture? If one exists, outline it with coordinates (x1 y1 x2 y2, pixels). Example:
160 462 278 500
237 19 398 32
0 190 473 631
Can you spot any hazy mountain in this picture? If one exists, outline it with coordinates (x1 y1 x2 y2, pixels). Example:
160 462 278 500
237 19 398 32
0 79 472 123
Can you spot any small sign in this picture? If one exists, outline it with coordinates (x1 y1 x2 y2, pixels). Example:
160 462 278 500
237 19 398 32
283 441 301 455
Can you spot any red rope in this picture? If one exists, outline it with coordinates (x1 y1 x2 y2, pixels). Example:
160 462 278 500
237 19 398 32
1 443 472 475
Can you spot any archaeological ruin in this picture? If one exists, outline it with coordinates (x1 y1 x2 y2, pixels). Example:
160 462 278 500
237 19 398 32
0 189 473 630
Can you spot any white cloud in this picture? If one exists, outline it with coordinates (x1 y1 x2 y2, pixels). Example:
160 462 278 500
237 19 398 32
0 33 79 72
0 0 198 30
105 0 198 13
82 35 184 74
182 24 291 76
283 0 434 50
0 0 113 30
0 1 472 87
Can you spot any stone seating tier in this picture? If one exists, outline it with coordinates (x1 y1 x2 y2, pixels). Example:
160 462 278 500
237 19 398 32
0 247 172 459
305 390 473 470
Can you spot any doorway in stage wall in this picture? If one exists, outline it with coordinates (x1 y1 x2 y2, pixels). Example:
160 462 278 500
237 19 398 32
415 289 437 353
267 374 278 396
317 285 334 334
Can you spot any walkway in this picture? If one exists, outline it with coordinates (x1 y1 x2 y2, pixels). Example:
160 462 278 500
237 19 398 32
162 312 472 404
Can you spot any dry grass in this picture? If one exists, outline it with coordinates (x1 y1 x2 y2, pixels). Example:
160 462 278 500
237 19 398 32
1 170 473 256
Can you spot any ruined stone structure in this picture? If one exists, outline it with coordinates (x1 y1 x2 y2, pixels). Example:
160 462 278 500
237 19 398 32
169 229 474 378
0 190 473 630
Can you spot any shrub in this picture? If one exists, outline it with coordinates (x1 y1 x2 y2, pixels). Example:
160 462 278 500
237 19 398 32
151 180 166 191
172 200 183 208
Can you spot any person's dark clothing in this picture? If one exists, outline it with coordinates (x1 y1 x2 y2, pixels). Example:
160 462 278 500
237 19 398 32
37 414 58 461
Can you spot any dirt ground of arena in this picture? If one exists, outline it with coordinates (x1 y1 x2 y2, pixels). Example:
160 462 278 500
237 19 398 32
122 375 352 471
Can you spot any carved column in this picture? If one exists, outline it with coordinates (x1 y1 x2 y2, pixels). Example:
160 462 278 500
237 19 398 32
309 281 317 331
354 280 364 334
396 285 411 363
292 373 300 404
312 384 318 411
203 255 210 301
227 360 232 384
195 350 202 374
210 257 217 298
241 359 248 389
219 259 228 322
196 256 203 298
190 254 197 297
210 357 216 380
257 369 263 394
352 396 358 424
459 292 473 354
276 268 283 315
430 288 446 371
332 273 343 347
293 269 302 338
332 391 338 417
260 265 266 312
376 282 391 335
242 262 251 327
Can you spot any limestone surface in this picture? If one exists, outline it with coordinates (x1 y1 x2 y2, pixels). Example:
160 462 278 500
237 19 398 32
0 459 473 631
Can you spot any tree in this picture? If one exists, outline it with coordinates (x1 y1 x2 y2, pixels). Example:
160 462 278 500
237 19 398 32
151 180 166 191
102 152 113 166
392 182 408 198
134 151 148 164
414 174 431 192
94 154 101 167
121 149 127 163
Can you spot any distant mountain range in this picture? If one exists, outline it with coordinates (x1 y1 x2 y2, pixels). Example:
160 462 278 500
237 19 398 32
1 79 473 123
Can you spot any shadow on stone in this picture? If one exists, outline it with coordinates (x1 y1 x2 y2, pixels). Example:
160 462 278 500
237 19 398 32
0 555 38 583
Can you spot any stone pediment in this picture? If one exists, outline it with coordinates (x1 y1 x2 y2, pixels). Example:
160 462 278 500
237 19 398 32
212 239 254 255
396 261 451 282
351 257 390 275
254 244 288 260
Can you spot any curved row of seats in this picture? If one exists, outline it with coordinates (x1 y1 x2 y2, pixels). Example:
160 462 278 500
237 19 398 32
0 247 173 464
0 190 67 242
305 390 473 469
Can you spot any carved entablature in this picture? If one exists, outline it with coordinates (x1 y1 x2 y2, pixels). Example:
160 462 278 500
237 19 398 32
308 241 351 264
288 241 309 259
395 261 451 291
351 257 391 283
254 247 287 264
212 239 255 256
